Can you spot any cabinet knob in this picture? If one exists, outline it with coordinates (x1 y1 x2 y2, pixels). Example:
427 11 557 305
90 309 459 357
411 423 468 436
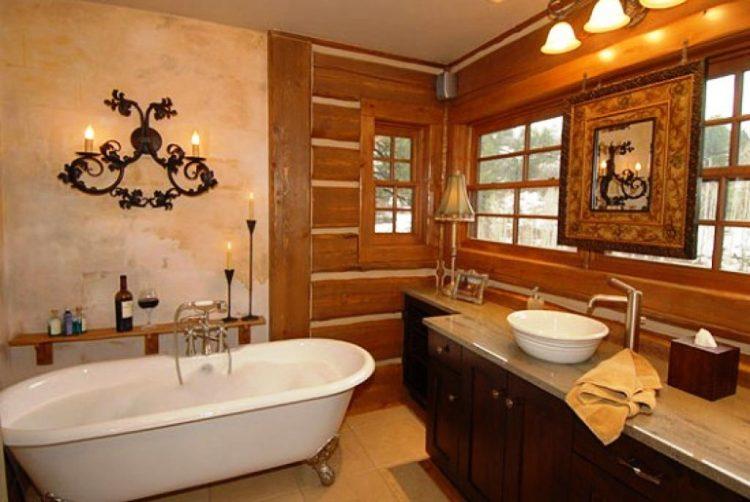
436 344 450 355
505 397 514 409
448 394 458 403
491 389 501 400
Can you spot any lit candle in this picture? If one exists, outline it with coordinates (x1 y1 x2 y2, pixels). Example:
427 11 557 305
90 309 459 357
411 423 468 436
248 192 255 220
599 160 607 174
635 162 643 172
84 125 95 153
191 130 201 157
226 241 233 270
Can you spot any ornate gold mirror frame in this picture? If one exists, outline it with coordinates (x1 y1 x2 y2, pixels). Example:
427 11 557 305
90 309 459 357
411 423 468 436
559 62 704 258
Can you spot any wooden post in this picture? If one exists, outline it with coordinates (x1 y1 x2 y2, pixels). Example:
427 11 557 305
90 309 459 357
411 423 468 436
36 343 52 365
238 325 251 345
144 334 160 355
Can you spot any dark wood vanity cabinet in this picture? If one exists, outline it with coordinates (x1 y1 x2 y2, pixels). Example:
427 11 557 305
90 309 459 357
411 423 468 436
427 331 571 501
425 329 745 502
403 296 451 406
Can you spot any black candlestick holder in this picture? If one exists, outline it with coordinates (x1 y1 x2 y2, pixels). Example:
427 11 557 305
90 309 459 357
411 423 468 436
242 219 260 321
224 268 237 322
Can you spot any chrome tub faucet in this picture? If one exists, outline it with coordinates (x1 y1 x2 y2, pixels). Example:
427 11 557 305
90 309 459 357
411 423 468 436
587 278 643 352
173 300 232 384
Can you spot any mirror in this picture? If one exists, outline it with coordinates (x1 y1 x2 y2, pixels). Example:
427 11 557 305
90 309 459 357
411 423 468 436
591 119 654 212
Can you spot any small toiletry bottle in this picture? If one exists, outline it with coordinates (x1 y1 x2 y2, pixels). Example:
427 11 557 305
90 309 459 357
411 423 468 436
527 287 545 310
48 309 62 337
79 307 87 333
63 309 74 336
72 307 82 335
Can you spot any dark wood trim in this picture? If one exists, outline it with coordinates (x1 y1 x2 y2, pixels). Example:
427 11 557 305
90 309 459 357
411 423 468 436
447 10 549 68
270 30 446 70
268 33 312 340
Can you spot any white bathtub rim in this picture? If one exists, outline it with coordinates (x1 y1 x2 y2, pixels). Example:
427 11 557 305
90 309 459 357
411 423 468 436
1 339 375 448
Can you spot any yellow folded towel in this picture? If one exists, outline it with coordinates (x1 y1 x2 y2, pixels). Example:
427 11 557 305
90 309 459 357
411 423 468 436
565 349 662 445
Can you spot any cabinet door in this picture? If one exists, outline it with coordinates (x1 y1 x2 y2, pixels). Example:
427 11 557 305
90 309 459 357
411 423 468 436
505 374 573 501
461 350 508 502
427 362 464 480
570 454 647 502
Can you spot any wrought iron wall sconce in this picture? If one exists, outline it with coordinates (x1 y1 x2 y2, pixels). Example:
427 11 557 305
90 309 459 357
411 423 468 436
596 140 649 207
59 90 218 210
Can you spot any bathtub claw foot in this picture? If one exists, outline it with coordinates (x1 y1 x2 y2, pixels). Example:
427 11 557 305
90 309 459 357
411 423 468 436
306 435 339 486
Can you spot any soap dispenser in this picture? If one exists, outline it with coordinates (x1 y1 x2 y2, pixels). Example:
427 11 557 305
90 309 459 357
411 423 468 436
527 287 545 310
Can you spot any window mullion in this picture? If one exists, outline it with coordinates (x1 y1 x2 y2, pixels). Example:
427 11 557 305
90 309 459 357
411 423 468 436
712 177 728 270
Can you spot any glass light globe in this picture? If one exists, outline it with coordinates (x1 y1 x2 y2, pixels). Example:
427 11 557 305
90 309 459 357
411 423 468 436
541 22 582 55
639 0 686 8
584 0 631 33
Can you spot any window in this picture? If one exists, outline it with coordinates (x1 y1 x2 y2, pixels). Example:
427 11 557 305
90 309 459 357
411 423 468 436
608 60 750 274
372 129 415 234
359 100 439 267
471 115 572 251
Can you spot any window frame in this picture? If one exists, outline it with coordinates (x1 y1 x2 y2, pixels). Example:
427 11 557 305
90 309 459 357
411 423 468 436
359 98 442 267
461 104 584 268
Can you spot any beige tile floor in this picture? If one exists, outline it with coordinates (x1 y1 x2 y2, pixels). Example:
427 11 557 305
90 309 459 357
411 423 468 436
151 405 452 502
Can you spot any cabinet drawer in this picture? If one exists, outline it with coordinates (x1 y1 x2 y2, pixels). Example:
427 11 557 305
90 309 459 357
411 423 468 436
428 331 463 373
573 422 742 501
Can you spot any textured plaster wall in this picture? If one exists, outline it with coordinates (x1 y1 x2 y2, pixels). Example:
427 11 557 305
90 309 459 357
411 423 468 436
0 0 269 384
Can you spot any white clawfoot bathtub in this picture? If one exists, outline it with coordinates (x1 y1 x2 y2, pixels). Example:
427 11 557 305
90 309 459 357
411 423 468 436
0 338 375 502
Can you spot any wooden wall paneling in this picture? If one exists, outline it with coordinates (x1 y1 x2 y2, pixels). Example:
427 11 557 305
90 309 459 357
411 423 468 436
312 186 360 228
348 362 407 415
310 317 404 360
312 103 361 142
312 276 433 320
312 233 359 272
312 146 360 181
450 1 750 123
269 33 312 340
312 53 439 105
275 31 445 70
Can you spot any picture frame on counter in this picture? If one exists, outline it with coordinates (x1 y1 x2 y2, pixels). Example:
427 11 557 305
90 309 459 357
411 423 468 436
452 269 489 304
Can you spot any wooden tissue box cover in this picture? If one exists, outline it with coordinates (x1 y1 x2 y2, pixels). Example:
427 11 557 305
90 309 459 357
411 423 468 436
668 337 739 401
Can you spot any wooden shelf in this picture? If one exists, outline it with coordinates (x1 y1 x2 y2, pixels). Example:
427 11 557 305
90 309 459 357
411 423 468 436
10 317 266 365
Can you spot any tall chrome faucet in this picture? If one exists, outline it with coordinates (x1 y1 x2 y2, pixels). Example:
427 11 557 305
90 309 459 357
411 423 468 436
587 278 643 351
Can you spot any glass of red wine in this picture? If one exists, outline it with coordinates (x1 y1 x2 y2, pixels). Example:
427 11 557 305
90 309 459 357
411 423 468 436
138 288 159 327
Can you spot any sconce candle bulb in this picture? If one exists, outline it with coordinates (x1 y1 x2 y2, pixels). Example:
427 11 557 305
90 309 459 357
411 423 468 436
248 192 255 220
226 241 233 270
84 125 95 152
191 130 200 157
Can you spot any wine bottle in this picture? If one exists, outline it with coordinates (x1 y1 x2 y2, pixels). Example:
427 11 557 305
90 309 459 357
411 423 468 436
115 275 134 332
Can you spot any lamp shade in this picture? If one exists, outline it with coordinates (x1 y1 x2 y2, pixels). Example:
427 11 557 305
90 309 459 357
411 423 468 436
435 173 475 222
639 0 686 8
584 0 630 33
541 22 582 55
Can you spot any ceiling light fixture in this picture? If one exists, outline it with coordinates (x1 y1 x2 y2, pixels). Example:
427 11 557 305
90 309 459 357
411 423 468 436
639 0 686 8
584 0 631 33
541 22 582 54
540 0 688 55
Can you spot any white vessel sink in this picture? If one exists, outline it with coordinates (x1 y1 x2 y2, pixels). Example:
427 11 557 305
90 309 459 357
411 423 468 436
506 310 609 364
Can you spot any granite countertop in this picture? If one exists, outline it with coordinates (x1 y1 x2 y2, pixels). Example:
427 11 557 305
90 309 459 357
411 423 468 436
405 287 750 498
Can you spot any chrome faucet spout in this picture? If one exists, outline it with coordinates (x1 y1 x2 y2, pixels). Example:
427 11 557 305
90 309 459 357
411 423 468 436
586 278 644 352
586 294 627 315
